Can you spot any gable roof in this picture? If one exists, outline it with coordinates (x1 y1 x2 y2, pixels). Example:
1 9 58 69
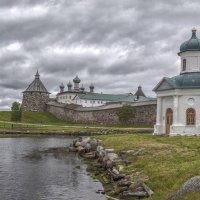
153 72 200 92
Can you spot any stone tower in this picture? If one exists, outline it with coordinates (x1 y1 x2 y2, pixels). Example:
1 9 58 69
21 71 50 112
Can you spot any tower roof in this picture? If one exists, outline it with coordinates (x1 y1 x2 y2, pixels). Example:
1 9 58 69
90 83 94 89
134 86 146 97
67 81 72 87
73 75 81 83
179 28 200 53
23 71 49 93
59 83 64 89
80 84 85 90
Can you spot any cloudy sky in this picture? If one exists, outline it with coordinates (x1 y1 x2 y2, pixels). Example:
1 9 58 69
0 0 200 110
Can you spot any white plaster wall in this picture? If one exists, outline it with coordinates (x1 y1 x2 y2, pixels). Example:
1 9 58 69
180 51 200 73
155 89 200 135
81 100 107 107
57 93 77 104
154 96 173 135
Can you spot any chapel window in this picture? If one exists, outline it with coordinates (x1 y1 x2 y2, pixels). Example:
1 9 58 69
186 108 195 125
183 59 186 71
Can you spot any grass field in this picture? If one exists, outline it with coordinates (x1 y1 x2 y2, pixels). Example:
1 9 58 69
94 134 200 200
0 111 68 125
0 111 153 132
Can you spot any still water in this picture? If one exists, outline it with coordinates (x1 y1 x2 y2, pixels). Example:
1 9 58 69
0 137 107 200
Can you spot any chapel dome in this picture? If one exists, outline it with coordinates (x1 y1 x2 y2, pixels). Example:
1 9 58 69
179 28 200 53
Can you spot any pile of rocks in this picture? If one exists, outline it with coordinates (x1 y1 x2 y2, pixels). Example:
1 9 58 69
69 137 153 199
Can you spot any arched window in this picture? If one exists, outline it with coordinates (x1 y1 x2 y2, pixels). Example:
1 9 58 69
183 59 186 71
186 108 195 125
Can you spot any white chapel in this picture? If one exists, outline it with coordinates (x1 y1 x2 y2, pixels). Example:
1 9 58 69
154 28 200 136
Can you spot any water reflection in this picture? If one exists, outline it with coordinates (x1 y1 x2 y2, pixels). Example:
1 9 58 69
0 137 106 200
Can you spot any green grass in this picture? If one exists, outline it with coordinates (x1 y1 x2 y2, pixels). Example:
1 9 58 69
94 134 200 200
0 111 153 132
0 111 68 125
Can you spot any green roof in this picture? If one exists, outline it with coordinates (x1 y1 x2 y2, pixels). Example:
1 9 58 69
77 93 132 101
77 92 154 103
115 95 154 103
154 72 200 91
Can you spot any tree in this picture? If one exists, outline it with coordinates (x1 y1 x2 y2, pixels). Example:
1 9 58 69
11 102 22 122
117 105 136 124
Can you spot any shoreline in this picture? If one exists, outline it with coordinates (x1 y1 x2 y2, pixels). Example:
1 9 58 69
0 128 153 136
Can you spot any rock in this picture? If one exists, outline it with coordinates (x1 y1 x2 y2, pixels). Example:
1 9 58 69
122 191 148 197
77 146 85 153
112 168 120 175
105 148 114 153
68 146 78 152
167 176 200 200
89 139 99 151
97 145 104 154
85 143 92 152
107 169 125 181
82 152 96 159
118 180 132 187
142 183 154 197
105 159 114 169
107 153 118 161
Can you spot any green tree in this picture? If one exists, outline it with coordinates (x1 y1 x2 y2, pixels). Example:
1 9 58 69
117 105 136 124
11 102 22 122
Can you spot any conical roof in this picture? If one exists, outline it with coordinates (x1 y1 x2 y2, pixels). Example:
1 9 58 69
23 71 49 93
134 86 146 97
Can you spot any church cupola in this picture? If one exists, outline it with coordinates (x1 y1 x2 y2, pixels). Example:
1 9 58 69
67 81 72 91
89 83 94 93
80 84 85 92
179 28 200 74
59 83 64 93
73 75 81 90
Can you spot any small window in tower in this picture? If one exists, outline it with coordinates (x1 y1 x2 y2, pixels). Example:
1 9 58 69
183 59 186 71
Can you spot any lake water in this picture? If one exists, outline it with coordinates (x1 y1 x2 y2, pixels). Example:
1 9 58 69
0 137 107 200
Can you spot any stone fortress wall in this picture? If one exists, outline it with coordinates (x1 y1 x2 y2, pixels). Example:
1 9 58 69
21 92 49 112
46 100 157 125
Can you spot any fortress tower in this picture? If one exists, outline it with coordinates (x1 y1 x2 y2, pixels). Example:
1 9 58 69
21 71 50 112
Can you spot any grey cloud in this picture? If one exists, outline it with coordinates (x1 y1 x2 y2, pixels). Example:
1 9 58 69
0 0 199 109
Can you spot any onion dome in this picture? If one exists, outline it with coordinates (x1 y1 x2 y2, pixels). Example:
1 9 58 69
89 83 94 93
89 83 94 89
59 83 64 89
80 84 85 91
179 28 200 53
67 81 72 87
73 75 81 83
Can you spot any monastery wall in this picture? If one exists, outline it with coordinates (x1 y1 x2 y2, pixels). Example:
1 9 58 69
46 101 157 125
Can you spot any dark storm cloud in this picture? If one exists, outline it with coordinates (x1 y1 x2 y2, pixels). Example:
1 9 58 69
0 0 200 109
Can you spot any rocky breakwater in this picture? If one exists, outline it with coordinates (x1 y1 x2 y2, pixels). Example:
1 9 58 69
69 137 154 199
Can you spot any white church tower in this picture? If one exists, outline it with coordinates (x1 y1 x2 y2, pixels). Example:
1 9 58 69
154 28 200 136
